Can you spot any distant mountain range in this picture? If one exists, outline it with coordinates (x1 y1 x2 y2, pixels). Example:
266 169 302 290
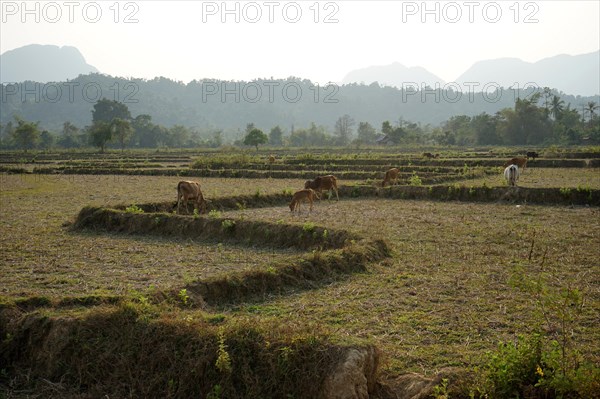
342 62 445 90
1 44 598 97
342 51 600 96
0 44 98 83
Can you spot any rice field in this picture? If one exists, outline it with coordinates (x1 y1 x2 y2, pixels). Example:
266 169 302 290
1 149 599 397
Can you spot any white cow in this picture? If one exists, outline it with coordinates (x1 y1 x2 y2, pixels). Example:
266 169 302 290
504 164 519 187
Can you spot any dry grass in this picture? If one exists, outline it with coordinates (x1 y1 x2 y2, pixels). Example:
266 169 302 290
0 175 306 298
1 172 599 381
456 167 600 189
221 199 600 374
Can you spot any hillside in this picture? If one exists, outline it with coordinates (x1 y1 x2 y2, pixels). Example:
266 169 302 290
1 73 598 136
0 44 99 83
454 51 600 97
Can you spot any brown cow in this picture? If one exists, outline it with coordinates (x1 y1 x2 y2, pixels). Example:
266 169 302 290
422 152 435 159
176 180 206 215
289 188 316 213
503 157 527 172
382 167 400 187
304 175 339 201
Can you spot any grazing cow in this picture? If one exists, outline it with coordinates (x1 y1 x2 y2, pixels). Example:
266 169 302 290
503 157 527 172
504 164 520 187
382 167 400 187
526 151 539 160
289 189 316 213
304 175 339 201
176 180 206 215
422 152 435 159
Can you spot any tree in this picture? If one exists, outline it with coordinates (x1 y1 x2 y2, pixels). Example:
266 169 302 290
498 93 552 145
243 128 268 150
12 117 40 152
39 130 55 150
111 118 133 151
585 101 599 128
471 113 500 145
92 98 131 124
1 121 15 148
356 122 377 144
334 114 355 146
381 120 406 144
132 114 157 148
89 121 112 153
550 95 565 121
167 125 190 147
443 115 473 145
58 122 82 149
210 130 223 148
269 125 284 146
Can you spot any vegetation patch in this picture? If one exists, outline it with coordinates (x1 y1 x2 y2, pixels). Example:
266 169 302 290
0 304 380 398
72 205 390 306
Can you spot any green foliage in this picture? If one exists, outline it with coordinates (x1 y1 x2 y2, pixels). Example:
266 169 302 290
92 98 132 124
215 328 232 374
221 219 236 233
479 333 543 397
559 187 572 197
408 172 422 186
431 378 449 399
178 289 189 306
302 222 316 233
12 117 40 151
477 236 595 397
208 210 222 218
243 128 268 150
89 120 113 153
125 204 144 214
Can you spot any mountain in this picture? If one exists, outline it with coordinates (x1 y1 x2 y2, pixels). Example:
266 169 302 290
0 44 99 83
454 51 600 96
342 62 445 89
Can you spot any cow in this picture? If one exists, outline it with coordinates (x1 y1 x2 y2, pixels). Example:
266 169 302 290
423 152 435 159
504 164 520 187
289 189 316 213
503 157 527 172
176 180 206 215
268 154 276 165
304 175 339 201
526 151 539 160
382 167 400 187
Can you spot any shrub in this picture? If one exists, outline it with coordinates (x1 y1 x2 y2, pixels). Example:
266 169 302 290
125 204 144 214
408 172 422 186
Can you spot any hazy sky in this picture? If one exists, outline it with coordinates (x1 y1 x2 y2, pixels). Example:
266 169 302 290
1 0 599 84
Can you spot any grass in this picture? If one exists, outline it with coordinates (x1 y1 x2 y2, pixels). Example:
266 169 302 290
229 199 599 375
456 167 600 189
1 153 599 396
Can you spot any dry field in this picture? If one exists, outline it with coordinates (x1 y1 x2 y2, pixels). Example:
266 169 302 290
456 167 600 189
1 172 599 380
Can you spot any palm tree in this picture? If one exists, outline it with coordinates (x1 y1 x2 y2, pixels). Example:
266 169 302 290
586 101 598 117
550 95 565 120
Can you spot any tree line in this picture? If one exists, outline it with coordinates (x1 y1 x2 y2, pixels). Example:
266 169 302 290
1 92 598 152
